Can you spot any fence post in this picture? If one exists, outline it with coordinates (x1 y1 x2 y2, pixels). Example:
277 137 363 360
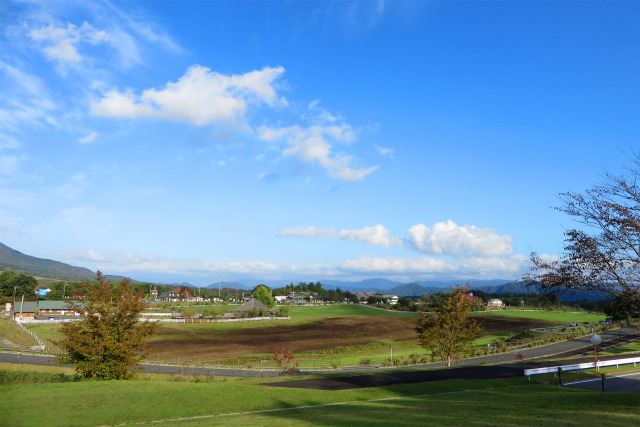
558 367 563 386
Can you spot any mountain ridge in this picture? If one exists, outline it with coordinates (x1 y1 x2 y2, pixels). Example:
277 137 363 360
0 242 128 282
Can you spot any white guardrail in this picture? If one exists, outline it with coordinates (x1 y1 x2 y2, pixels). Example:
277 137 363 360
524 356 640 379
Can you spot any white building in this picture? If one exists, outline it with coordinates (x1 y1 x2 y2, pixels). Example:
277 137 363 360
487 298 504 307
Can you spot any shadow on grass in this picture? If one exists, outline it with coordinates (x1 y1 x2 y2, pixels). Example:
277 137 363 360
246 385 640 427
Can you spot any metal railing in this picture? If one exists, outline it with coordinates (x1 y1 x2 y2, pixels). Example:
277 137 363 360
524 356 640 379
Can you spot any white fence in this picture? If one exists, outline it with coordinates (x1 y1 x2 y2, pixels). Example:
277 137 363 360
15 321 42 345
155 316 290 323
524 356 640 379
17 316 290 324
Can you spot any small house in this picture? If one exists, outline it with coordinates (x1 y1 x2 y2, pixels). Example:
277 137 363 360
487 298 504 307
158 287 195 302
236 298 271 316
39 300 79 316
462 293 479 302
12 301 37 320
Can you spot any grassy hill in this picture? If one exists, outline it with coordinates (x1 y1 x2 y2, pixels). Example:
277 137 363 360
0 242 130 283
0 243 96 281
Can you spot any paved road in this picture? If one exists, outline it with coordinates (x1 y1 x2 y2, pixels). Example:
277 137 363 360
565 372 640 393
332 325 639 372
1 325 637 378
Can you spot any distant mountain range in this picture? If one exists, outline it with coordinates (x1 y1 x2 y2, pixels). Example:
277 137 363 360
0 242 127 282
0 242 605 300
200 278 541 297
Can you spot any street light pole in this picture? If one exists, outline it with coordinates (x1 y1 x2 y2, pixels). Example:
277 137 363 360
591 334 602 372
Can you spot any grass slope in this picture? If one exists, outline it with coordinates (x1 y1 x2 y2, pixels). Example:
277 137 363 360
1 374 638 426
0 317 37 348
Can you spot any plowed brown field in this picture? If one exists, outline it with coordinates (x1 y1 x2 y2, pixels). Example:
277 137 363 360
147 315 547 361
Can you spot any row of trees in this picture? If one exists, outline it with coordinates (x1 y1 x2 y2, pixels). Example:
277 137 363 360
0 271 37 300
272 282 359 304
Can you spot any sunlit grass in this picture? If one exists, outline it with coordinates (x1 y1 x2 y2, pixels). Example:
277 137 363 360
475 310 605 323
1 374 638 426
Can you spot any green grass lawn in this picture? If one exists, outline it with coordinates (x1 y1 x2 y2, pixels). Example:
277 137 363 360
287 304 420 319
0 316 38 348
1 372 637 426
475 310 605 324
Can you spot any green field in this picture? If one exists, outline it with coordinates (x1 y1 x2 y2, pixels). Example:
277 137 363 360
287 304 420 319
3 306 639 425
1 369 638 426
475 310 605 324
18 306 613 368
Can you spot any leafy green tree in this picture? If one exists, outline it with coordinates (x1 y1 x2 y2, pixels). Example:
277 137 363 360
0 271 37 298
415 283 483 366
253 284 275 308
397 297 413 309
55 272 158 380
429 292 448 308
344 291 359 303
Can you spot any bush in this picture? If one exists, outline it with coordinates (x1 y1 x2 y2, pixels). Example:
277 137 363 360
358 358 372 366
0 370 82 384
277 306 290 317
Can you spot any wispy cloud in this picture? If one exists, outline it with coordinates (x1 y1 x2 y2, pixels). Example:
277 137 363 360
28 21 111 64
0 61 58 129
278 224 401 248
375 145 393 157
259 114 377 183
78 132 97 144
61 247 528 283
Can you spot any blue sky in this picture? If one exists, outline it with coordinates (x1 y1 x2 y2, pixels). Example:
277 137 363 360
0 0 637 285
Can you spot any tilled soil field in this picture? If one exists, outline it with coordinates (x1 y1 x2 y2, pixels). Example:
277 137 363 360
147 315 548 361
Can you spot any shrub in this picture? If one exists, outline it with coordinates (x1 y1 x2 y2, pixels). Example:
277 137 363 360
0 370 82 384
277 306 290 317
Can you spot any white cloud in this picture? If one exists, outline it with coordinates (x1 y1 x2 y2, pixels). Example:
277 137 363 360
337 225 401 247
278 226 336 239
78 132 97 144
456 254 528 275
92 65 286 125
259 123 377 183
407 220 514 257
280 221 514 257
375 145 394 157
340 256 450 274
338 253 527 278
278 224 401 248
29 21 112 64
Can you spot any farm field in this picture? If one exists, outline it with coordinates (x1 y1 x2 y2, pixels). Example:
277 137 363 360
20 305 564 367
1 369 638 426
